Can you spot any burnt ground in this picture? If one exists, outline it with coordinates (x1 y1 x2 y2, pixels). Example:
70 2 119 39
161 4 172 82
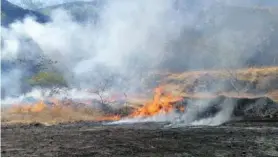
1 120 278 157
2 95 278 157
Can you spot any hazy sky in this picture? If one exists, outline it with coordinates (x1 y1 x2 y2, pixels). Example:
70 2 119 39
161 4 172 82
7 0 278 9
7 0 94 8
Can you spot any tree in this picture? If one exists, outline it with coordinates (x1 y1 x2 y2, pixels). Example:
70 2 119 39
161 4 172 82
82 67 130 108
92 74 115 105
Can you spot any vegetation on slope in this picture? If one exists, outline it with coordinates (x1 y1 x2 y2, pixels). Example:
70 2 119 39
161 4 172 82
28 71 68 88
38 0 103 23
144 67 278 98
1 0 49 26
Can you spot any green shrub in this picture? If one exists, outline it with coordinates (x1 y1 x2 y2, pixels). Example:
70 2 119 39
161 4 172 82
28 71 67 88
40 9 51 16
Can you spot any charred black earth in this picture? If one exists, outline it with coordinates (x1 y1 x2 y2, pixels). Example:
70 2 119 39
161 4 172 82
1 120 278 157
2 96 278 157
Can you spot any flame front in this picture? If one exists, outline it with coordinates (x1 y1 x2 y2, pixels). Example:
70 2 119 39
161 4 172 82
9 99 64 114
129 87 183 118
10 101 46 113
30 101 46 112
7 86 184 123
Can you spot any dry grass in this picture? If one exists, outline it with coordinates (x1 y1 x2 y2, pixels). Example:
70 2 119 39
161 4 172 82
163 66 278 81
1 105 105 125
152 66 278 96
128 67 278 106
1 101 138 125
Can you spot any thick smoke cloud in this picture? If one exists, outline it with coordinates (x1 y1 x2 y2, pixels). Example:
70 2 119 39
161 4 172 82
162 1 278 72
1 0 187 98
1 0 278 101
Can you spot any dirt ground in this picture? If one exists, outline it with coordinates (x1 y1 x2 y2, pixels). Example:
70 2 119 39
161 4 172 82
1 121 278 157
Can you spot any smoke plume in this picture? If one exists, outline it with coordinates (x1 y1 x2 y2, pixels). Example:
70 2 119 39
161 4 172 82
1 0 278 125
1 0 188 96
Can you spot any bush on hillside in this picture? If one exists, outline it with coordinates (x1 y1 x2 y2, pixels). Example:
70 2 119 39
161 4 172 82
28 71 67 88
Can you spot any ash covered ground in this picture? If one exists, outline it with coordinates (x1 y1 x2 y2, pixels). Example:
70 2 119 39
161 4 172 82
1 120 278 157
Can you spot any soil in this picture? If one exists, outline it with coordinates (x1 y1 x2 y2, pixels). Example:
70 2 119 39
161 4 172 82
1 121 278 157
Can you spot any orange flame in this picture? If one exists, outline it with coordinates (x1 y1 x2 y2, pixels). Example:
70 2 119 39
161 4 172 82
30 101 46 112
7 86 184 122
10 100 55 114
129 86 183 118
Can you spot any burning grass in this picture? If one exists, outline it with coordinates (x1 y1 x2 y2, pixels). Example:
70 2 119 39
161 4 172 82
1 86 183 124
2 66 278 125
1 100 113 125
129 87 183 117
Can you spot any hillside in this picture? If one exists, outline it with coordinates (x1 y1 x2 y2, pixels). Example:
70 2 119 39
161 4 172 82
1 1 63 97
143 67 278 101
1 0 49 26
38 0 104 23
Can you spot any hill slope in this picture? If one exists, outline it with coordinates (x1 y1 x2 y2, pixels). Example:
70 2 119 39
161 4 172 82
1 0 49 26
145 67 278 101
38 0 104 23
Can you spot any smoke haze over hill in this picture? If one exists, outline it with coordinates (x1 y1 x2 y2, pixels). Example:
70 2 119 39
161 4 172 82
1 0 278 98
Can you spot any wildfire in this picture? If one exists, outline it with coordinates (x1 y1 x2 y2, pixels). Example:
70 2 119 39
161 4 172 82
30 101 46 112
10 101 46 113
7 86 184 123
9 99 60 114
129 87 183 118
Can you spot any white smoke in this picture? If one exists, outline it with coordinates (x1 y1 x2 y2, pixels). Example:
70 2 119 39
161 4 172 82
1 0 186 98
1 0 277 126
109 99 235 126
